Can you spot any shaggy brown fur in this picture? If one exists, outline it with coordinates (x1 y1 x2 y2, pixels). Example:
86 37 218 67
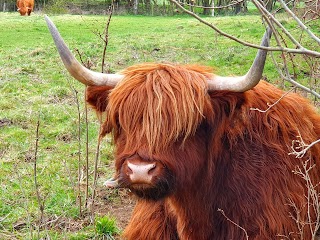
105 63 212 153
16 0 34 16
86 63 320 239
122 200 178 239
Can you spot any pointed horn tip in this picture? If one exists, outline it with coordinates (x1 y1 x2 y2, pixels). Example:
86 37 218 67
208 27 272 92
261 27 273 47
104 178 119 188
44 14 124 87
44 15 54 27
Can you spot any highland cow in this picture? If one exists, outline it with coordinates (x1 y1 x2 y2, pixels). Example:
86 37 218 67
16 0 34 16
45 15 320 239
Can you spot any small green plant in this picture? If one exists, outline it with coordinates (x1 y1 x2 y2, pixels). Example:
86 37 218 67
95 215 119 239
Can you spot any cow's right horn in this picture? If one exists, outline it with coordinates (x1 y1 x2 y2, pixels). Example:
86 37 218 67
207 28 272 92
45 15 124 87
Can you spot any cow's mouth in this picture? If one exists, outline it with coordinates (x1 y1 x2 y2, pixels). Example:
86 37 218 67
104 174 174 200
129 177 174 200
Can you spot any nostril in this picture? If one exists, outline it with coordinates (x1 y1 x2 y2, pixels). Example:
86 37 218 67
125 163 133 175
148 164 156 174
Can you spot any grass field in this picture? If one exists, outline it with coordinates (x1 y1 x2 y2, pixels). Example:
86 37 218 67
0 12 319 239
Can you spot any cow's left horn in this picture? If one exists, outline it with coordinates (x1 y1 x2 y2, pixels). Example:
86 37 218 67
208 28 272 92
45 15 124 86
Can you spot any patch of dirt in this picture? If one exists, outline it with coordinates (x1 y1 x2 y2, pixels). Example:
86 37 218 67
0 118 13 127
93 187 136 230
24 151 35 162
13 187 136 237
57 133 73 143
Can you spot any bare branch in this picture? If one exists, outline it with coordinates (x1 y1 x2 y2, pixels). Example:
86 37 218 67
84 86 89 209
33 115 45 237
73 87 83 216
289 134 320 158
251 0 303 48
290 158 320 238
250 87 296 112
278 0 320 44
279 73 320 99
169 0 320 57
90 126 102 220
101 6 114 73
218 208 249 239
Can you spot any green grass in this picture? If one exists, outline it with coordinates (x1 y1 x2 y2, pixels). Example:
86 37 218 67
95 215 119 239
0 12 319 239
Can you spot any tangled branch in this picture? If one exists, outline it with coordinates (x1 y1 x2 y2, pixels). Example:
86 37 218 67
289 134 320 158
170 0 320 57
289 158 320 239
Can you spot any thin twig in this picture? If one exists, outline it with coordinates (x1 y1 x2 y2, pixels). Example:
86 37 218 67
33 115 45 237
39 215 62 228
218 208 249 240
90 127 102 220
291 158 320 239
250 87 296 112
101 6 114 73
289 135 320 158
85 86 89 208
279 73 320 99
73 88 83 217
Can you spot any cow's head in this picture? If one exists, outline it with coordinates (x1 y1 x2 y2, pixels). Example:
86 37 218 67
17 7 30 15
45 16 271 200
86 63 216 199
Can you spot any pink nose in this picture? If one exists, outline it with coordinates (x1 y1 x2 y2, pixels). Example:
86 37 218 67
125 161 157 184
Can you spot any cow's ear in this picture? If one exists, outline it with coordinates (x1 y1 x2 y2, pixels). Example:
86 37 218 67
86 86 112 112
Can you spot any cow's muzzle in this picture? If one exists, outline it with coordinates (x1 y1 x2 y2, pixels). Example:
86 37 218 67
104 159 162 188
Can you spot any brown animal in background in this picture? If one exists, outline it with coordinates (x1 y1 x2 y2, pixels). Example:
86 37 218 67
17 0 34 16
45 15 320 239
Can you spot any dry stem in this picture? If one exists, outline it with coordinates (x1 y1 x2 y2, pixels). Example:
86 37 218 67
33 116 45 237
218 208 249 240
290 133 320 159
74 87 83 216
290 158 320 239
250 87 296 112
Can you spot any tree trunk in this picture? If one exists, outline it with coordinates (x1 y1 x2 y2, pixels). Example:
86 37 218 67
211 0 214 16
190 0 194 12
203 0 210 14
264 0 273 11
234 3 241 14
145 0 151 14
217 0 222 14
134 0 138 14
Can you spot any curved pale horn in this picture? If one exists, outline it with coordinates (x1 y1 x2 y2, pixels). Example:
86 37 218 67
208 28 272 92
45 15 124 86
